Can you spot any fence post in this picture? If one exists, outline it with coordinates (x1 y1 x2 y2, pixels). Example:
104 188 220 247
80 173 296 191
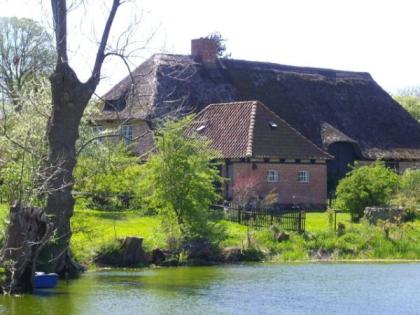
298 211 302 233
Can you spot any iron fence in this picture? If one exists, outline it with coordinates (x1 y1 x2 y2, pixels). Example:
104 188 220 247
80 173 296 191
212 204 306 233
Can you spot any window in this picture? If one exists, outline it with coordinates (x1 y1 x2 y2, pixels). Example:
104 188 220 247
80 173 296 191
92 125 104 143
121 125 133 145
267 170 279 183
92 125 104 133
298 170 309 183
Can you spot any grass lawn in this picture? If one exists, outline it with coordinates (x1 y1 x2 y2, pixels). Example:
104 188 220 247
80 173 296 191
71 207 166 263
305 211 351 233
71 209 353 263
1 204 419 264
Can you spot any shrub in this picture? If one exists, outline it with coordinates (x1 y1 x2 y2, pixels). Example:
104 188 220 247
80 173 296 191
140 116 223 242
334 162 399 221
392 169 420 221
74 143 145 210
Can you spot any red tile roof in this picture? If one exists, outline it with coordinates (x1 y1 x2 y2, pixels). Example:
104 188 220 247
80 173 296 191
191 101 332 160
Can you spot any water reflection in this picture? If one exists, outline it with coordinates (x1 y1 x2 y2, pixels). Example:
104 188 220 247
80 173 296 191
1 264 420 315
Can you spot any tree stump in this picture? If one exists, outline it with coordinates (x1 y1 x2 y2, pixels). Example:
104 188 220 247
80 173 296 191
95 237 147 267
0 203 52 294
120 237 146 267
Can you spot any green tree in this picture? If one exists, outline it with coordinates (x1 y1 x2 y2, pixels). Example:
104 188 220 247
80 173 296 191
205 32 231 58
393 87 420 122
334 162 400 221
392 169 420 217
74 142 144 210
141 116 222 240
0 79 51 204
0 17 55 108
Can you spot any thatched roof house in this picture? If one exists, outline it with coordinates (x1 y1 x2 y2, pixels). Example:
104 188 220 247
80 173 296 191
100 38 420 189
187 101 331 207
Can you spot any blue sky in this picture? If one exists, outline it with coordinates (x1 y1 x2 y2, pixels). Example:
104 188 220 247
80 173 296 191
2 0 420 95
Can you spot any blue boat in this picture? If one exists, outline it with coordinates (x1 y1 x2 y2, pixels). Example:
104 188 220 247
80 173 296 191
33 272 59 289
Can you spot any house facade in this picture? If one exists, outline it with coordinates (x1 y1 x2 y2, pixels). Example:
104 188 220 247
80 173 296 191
99 38 420 193
189 101 331 209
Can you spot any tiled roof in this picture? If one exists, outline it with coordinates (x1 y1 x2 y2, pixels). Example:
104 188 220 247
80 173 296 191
190 101 332 160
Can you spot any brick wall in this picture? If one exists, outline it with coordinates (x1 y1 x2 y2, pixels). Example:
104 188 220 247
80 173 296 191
191 38 217 64
229 162 327 207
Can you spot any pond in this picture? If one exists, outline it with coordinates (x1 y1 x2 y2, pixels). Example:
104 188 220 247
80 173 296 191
1 263 419 315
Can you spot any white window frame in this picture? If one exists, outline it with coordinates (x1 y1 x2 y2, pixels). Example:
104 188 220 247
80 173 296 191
121 125 133 145
298 170 309 183
267 170 279 183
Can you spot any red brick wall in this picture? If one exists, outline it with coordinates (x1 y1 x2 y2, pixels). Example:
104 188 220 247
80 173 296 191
230 162 327 207
191 38 217 64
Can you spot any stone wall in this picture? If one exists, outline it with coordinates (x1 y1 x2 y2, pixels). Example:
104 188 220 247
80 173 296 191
363 207 405 224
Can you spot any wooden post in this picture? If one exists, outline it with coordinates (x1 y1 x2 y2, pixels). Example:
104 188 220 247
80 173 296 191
298 211 302 233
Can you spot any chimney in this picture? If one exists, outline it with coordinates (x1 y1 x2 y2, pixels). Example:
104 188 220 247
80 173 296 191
191 38 218 64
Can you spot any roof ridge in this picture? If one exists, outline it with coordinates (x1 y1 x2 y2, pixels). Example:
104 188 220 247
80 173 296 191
246 102 257 157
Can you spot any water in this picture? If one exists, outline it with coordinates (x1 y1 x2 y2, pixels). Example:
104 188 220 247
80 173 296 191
1 263 419 315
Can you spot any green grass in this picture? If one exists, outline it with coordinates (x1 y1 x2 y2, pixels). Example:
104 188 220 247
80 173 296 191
69 210 354 263
71 207 166 263
1 204 419 264
305 211 351 232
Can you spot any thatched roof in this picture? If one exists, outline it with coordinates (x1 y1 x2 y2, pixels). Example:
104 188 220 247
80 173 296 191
190 101 331 160
101 54 420 160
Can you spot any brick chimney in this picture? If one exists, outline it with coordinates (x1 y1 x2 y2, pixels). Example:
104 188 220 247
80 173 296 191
191 38 218 64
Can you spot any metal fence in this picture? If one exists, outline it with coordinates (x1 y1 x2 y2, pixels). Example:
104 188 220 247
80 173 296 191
212 204 306 233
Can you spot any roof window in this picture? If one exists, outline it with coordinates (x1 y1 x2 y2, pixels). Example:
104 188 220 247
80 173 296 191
196 125 206 132
268 121 278 128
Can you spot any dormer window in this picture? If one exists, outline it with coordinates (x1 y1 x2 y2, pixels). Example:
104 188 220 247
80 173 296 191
268 121 278 129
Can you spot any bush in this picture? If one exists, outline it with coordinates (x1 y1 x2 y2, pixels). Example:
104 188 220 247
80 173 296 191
74 143 145 210
140 116 223 242
392 169 420 220
334 162 399 221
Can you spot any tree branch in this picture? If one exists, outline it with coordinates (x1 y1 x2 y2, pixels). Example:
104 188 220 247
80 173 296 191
51 0 68 63
89 0 121 87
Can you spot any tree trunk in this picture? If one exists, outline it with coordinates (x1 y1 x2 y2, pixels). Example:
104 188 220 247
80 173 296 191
40 63 92 276
0 204 52 294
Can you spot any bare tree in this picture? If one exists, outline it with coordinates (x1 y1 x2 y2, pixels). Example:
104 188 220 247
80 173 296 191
42 0 122 275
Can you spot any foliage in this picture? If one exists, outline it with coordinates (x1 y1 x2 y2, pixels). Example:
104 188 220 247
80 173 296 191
140 116 223 241
74 142 144 210
0 81 109 207
393 86 420 122
333 162 400 221
0 17 55 107
205 32 231 58
392 169 420 220
0 79 51 206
